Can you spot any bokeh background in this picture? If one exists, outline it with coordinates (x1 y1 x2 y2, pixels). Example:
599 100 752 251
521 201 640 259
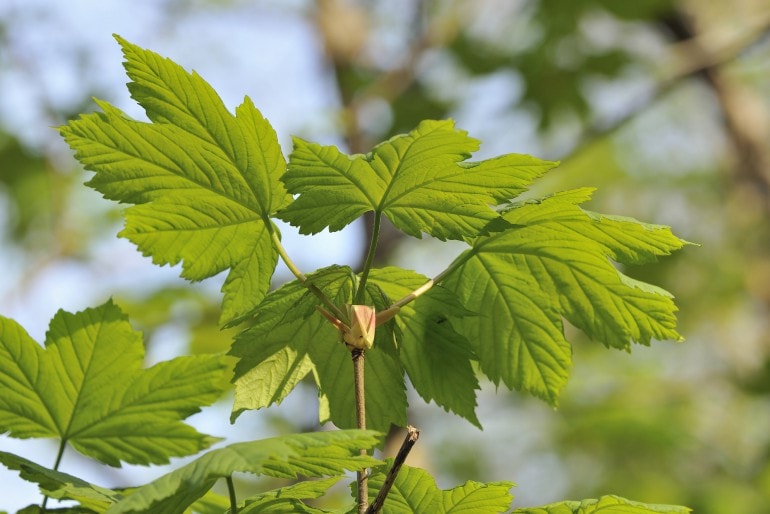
1 0 769 512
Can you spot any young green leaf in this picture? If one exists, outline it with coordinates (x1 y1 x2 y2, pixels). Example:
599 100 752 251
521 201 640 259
314 334 407 431
442 189 687 404
229 265 352 420
279 120 556 240
230 265 408 432
107 430 383 514
0 300 229 466
230 308 335 421
59 36 290 325
367 267 481 427
512 494 691 513
364 462 514 513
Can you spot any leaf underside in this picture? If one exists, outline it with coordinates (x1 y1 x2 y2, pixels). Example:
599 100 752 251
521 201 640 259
106 430 382 514
513 494 692 513
0 431 381 514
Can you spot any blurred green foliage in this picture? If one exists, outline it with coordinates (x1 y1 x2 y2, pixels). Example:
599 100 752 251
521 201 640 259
1 0 769 512
0 133 53 243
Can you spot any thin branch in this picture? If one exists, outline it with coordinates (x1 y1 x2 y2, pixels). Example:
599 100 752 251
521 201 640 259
375 250 473 325
270 224 307 283
269 226 346 321
367 425 421 514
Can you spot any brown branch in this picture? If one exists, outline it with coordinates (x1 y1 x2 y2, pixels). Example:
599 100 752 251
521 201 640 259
367 425 421 514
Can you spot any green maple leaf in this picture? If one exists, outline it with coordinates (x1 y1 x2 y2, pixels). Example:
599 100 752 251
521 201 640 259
513 494 691 513
59 36 290 325
278 120 556 240
230 265 407 432
107 430 382 514
442 188 688 404
0 300 229 466
363 462 514 513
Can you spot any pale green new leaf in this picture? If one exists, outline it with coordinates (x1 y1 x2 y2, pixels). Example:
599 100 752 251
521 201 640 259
229 318 318 421
367 267 480 426
279 120 556 240
0 300 229 466
443 189 686 404
59 36 290 325
512 494 691 513
106 430 383 514
0 451 120 511
365 462 514 513
229 265 407 431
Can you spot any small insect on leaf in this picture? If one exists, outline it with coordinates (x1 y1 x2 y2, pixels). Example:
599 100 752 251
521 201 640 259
343 304 376 350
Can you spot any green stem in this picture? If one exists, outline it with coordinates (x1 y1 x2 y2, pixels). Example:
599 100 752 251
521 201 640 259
376 251 472 324
354 212 382 304
270 224 307 282
41 440 68 513
226 475 238 514
268 223 345 321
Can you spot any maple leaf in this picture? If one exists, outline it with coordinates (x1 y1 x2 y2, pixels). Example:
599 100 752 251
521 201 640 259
443 188 687 404
59 36 290 325
0 432 380 514
278 120 556 240
0 300 229 466
106 430 382 514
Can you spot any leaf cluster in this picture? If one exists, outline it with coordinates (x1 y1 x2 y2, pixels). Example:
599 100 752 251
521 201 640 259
58 36 687 431
0 35 692 513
